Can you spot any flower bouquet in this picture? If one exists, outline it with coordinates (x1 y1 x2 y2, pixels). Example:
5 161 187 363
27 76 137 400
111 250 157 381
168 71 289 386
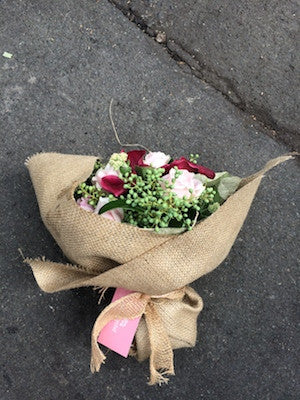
25 149 293 385
74 150 240 231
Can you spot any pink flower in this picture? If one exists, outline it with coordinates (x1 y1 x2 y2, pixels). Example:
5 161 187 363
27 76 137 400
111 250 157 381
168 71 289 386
77 197 94 212
144 151 171 168
163 168 205 199
92 163 126 197
94 197 124 222
100 175 126 197
92 164 119 190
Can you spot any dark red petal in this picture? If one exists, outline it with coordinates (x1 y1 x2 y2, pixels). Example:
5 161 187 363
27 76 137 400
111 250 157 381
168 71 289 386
162 156 215 178
127 150 147 170
196 165 215 179
100 175 126 197
162 157 187 173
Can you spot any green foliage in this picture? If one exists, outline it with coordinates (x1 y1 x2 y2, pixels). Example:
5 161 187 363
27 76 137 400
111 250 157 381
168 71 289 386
217 176 241 200
75 158 241 232
119 165 217 231
74 159 105 206
74 181 103 206
92 159 104 174
97 199 143 215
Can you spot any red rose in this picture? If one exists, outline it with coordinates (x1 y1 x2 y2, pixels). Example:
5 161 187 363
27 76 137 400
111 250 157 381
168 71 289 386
100 175 126 197
163 157 215 179
127 150 146 172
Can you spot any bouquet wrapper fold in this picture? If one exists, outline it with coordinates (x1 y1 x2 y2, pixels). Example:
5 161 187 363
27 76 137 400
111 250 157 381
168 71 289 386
25 152 293 384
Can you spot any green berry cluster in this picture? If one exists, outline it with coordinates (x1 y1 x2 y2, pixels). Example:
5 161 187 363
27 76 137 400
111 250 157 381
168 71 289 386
189 153 200 163
74 158 221 232
74 182 102 206
75 160 106 205
92 160 104 174
119 165 217 231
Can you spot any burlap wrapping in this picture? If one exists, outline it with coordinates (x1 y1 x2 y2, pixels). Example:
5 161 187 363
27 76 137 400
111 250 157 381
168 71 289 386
24 152 293 384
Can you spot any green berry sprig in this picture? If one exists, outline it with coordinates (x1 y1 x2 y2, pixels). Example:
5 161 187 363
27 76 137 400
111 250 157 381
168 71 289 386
74 182 102 206
74 158 222 232
189 153 200 163
118 165 218 231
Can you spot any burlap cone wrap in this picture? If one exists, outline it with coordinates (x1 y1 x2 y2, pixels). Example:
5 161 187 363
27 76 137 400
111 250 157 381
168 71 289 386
25 152 293 385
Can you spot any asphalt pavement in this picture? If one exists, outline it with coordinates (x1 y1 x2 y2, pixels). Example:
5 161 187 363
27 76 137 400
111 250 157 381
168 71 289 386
0 1 299 399
112 0 299 149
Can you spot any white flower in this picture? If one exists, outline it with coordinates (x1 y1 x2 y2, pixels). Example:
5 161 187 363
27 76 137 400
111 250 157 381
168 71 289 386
109 152 128 170
94 197 124 222
144 151 171 168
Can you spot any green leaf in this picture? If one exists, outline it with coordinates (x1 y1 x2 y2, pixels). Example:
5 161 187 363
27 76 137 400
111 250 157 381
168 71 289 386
203 171 229 187
120 165 131 176
97 199 143 215
217 175 241 200
213 190 223 204
208 202 220 213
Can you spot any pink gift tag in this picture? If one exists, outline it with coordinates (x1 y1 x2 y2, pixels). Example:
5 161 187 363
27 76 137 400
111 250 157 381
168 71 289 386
97 288 141 358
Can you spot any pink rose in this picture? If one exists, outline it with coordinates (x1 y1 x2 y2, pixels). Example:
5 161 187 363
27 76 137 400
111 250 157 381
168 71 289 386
144 151 171 168
77 197 94 212
94 197 124 222
92 164 119 190
163 168 205 199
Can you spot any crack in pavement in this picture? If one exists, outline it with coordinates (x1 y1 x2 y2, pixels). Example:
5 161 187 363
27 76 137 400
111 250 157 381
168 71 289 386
108 0 299 152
